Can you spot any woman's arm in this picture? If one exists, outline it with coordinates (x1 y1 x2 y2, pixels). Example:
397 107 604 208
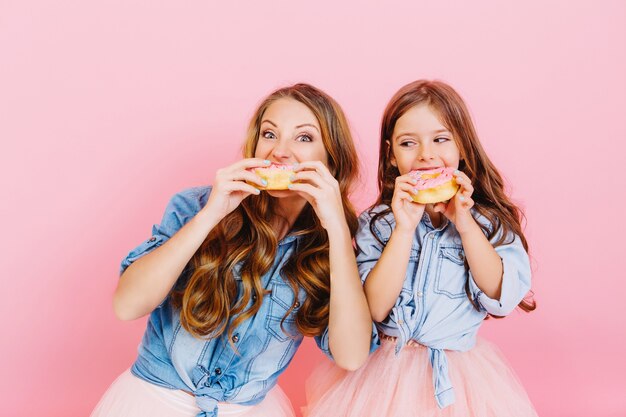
113 208 221 321
114 158 268 320
325 223 373 371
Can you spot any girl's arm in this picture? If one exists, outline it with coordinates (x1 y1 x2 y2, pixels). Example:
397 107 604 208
458 218 504 299
364 174 425 322
363 228 413 322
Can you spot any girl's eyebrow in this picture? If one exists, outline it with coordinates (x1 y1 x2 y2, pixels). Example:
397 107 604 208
395 128 451 139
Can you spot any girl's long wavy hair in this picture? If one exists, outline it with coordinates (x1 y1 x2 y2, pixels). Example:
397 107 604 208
171 83 360 341
371 80 535 317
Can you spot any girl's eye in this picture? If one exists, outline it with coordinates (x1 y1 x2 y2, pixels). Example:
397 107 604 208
434 137 450 143
262 130 276 139
399 140 416 147
297 134 313 142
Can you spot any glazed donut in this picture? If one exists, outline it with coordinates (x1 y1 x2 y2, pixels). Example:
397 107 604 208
252 163 295 190
408 167 460 204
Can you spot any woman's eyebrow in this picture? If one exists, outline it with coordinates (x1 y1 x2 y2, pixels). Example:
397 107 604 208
296 123 320 132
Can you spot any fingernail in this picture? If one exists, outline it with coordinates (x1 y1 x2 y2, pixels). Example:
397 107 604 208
289 174 295 181
456 177 462 182
288 184 293 189
459 196 465 201
262 179 268 186
255 188 261 194
264 160 270 165
293 162 299 169
454 170 460 175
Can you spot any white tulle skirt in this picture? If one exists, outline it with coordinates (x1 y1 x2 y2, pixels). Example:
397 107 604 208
91 369 295 417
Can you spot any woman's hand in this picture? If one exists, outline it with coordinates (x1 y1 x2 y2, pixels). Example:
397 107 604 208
433 170 476 233
288 161 347 231
391 174 425 233
203 158 269 220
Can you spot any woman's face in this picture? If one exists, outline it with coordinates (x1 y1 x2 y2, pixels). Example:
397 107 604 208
254 98 329 198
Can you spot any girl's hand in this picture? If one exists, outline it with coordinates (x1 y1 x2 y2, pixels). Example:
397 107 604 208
203 158 269 220
288 161 346 231
433 170 476 232
391 174 425 233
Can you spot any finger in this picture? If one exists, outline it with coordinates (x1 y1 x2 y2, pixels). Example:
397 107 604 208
224 182 261 196
396 174 418 186
230 158 272 171
396 190 415 203
396 182 418 194
291 170 324 187
287 182 321 200
230 169 267 187
293 161 336 184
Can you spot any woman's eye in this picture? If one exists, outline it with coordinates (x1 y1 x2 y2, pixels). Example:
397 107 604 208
297 134 313 142
262 130 276 139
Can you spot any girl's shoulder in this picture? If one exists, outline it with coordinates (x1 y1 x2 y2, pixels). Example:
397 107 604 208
357 204 395 241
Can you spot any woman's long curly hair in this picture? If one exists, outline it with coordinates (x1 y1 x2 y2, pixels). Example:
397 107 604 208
371 80 535 317
171 83 359 341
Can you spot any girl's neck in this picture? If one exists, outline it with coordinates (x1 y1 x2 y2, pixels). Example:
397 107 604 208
424 205 444 229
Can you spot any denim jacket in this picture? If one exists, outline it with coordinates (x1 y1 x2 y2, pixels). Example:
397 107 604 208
356 205 531 409
120 186 380 417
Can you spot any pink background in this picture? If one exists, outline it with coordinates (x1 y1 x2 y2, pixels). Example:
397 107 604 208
1 1 624 416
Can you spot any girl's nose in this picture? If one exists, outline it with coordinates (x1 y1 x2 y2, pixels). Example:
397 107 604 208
418 144 434 160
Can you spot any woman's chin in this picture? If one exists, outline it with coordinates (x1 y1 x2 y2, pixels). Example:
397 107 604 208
265 189 294 199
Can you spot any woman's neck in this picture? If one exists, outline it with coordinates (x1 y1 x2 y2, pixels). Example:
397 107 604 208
272 196 308 240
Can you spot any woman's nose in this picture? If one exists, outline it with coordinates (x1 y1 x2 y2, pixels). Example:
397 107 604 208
271 139 291 160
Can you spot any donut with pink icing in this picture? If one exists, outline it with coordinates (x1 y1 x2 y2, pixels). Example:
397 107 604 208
408 167 460 204
252 163 295 190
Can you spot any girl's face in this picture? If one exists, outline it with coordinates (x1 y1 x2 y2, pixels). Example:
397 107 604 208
388 104 461 175
254 97 329 198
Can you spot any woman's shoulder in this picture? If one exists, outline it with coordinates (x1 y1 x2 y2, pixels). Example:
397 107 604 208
164 185 212 217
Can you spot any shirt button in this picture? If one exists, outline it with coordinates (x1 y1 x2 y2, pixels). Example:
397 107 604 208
294 301 300 308
429 235 435 239
214 368 222 375
416 291 423 297
148 237 157 242
398 320 404 325
232 334 239 343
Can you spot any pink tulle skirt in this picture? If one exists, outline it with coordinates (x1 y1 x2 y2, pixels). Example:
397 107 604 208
303 337 537 417
91 369 295 417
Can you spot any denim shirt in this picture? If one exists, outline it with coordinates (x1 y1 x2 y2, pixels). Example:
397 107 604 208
121 186 380 417
356 205 531 409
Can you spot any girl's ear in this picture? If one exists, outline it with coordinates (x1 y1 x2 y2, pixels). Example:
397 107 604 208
386 140 397 167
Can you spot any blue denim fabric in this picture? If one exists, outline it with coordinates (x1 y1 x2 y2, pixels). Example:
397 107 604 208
120 186 380 417
356 205 531 408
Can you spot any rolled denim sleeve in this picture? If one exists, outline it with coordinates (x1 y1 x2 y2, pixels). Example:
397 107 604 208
355 210 390 284
468 232 531 316
314 322 381 361
119 187 208 275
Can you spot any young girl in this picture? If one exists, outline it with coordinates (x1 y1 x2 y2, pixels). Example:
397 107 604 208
304 80 538 417
91 83 377 417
